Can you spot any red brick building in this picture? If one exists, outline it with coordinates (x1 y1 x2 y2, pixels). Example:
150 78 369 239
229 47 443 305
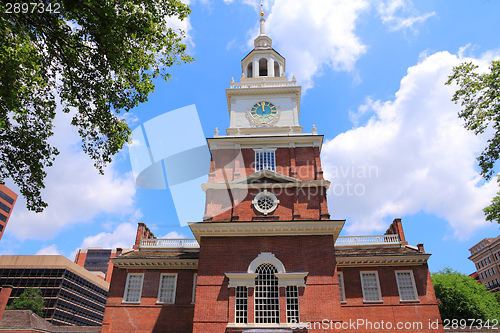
0 184 18 241
101 14 442 333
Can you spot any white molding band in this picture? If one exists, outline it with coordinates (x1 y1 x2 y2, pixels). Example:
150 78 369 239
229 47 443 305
248 252 286 273
112 258 198 269
336 254 431 267
189 220 345 242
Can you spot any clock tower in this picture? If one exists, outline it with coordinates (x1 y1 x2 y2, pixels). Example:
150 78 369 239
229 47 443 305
191 10 344 332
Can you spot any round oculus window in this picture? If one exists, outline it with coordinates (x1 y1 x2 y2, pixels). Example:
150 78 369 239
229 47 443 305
252 190 279 215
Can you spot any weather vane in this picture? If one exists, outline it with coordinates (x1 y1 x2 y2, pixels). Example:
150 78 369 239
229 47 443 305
259 2 265 17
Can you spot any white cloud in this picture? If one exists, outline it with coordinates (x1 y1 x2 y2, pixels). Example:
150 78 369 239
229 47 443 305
252 0 369 90
7 111 137 241
322 50 500 239
160 231 187 239
223 0 234 4
78 222 137 249
377 0 435 33
36 244 61 255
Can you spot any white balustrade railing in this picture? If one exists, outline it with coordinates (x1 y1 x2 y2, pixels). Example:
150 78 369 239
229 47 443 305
335 235 400 247
140 239 200 249
230 80 296 89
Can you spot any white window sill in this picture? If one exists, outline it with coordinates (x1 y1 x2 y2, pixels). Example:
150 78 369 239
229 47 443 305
363 300 383 304
399 299 420 303
121 301 141 304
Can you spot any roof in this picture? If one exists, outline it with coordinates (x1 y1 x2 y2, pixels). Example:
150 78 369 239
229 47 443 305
119 251 199 260
335 245 426 257
0 255 109 290
0 310 100 332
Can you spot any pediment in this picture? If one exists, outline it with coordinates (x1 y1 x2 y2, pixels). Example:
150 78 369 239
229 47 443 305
231 170 302 185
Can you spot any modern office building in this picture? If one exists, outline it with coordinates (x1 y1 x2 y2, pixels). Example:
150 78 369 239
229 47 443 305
0 255 109 326
469 235 500 292
101 12 442 333
74 248 122 283
0 184 18 241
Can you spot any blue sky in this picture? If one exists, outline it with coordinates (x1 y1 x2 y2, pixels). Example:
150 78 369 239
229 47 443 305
2 0 500 275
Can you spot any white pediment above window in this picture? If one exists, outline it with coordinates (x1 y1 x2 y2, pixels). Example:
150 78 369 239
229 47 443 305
231 170 301 185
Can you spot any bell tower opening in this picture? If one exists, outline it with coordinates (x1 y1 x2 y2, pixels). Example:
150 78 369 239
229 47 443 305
259 58 268 77
274 61 279 77
247 62 253 78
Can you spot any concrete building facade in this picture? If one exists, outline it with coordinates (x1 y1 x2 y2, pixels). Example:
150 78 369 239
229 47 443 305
0 256 109 326
469 235 500 292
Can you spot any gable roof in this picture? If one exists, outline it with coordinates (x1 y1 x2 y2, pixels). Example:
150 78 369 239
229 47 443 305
230 170 302 185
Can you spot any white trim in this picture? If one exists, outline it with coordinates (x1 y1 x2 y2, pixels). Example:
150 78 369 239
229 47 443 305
225 273 259 288
122 273 144 303
248 252 286 273
252 190 279 215
395 270 419 302
338 272 346 303
157 273 178 304
360 271 382 303
192 273 197 304
189 220 344 242
275 273 308 287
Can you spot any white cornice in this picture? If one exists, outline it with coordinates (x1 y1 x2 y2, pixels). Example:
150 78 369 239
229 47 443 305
225 272 308 288
336 254 431 267
231 169 301 184
189 220 345 242
112 258 198 270
226 86 301 116
201 180 331 191
207 135 324 151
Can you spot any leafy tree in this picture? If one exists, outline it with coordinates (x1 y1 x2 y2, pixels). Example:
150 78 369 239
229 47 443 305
0 0 193 211
431 268 500 321
6 287 45 316
446 60 500 222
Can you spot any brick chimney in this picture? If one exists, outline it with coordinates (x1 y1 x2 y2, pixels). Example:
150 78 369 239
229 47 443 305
0 286 12 320
385 218 408 246
417 243 425 253
133 223 156 250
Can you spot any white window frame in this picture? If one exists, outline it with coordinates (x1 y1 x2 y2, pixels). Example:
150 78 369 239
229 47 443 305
338 272 346 303
395 270 419 302
235 285 248 324
192 273 197 304
254 148 276 172
157 273 178 304
123 273 144 303
360 271 382 303
285 285 300 324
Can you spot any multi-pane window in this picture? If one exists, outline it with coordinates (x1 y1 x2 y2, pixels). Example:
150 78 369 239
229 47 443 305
495 253 498 260
489 269 492 277
286 286 299 323
192 274 197 304
157 274 177 303
255 263 279 323
0 201 10 214
395 271 419 301
489 257 492 264
360 272 382 302
481 272 485 279
235 286 248 324
0 190 14 205
123 273 144 303
255 149 276 172
338 272 346 302
493 267 496 275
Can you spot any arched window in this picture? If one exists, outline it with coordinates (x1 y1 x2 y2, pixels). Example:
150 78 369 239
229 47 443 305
274 62 280 77
255 263 279 323
259 58 268 77
247 63 253 78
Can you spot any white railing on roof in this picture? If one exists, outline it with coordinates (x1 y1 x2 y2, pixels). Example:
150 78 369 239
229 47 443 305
230 79 297 89
335 235 400 247
140 239 199 249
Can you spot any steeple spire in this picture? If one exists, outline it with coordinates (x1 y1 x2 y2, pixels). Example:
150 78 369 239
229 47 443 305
259 2 266 35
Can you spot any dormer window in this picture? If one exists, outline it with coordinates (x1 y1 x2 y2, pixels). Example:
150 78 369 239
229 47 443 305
255 148 276 172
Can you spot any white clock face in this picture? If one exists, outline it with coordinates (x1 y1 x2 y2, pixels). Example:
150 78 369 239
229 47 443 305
251 101 277 122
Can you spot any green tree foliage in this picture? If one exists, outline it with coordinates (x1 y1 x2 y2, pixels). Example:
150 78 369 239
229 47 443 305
6 287 45 316
0 0 193 211
446 60 500 222
431 268 500 321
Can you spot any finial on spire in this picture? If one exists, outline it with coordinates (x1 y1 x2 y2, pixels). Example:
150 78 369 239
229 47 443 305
259 2 266 35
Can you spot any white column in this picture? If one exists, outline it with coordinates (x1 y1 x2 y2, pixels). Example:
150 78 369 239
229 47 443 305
268 58 274 78
253 59 259 77
279 63 284 77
